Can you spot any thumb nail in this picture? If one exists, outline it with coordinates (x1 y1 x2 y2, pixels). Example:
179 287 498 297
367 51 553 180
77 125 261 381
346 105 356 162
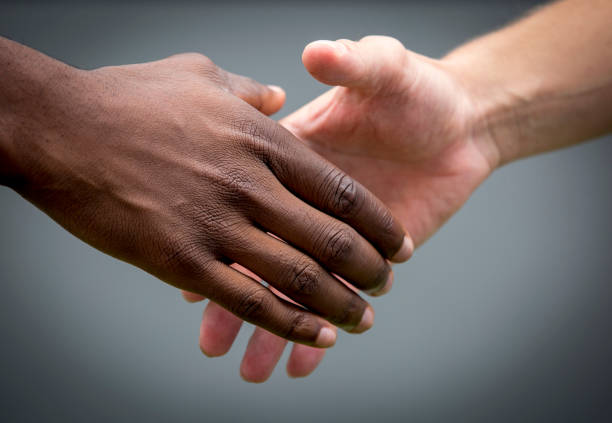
267 85 285 94
309 40 348 55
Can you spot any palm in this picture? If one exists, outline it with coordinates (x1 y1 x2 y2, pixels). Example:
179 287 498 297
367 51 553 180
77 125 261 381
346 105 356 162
282 37 492 245
189 37 496 383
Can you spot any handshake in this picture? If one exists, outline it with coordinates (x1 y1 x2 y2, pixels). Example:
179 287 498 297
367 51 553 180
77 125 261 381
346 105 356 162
3 0 611 383
2 36 491 381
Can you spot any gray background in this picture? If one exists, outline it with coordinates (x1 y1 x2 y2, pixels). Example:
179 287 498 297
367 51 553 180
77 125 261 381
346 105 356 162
1 1 611 422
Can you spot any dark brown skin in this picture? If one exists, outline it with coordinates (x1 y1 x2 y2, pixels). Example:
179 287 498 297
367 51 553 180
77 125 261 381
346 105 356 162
0 37 412 347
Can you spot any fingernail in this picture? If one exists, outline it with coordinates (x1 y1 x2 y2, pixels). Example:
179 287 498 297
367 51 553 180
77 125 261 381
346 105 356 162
309 40 347 55
315 326 337 348
200 345 218 358
267 85 285 94
390 236 414 263
371 271 394 297
181 291 204 303
351 305 375 334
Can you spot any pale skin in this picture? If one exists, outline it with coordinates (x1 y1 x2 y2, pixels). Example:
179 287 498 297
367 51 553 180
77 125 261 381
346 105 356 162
185 0 612 382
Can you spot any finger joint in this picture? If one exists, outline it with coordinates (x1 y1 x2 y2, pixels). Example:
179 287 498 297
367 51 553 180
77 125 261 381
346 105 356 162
287 260 321 297
232 287 270 321
321 226 355 266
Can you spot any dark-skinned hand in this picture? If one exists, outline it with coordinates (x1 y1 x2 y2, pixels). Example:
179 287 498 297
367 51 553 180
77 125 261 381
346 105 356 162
1 39 412 349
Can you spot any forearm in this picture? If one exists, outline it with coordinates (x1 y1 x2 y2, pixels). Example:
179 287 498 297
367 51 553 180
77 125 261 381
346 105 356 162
0 37 80 188
443 0 612 167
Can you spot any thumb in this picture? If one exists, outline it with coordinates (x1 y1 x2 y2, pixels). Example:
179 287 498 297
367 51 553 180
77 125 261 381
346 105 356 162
301 36 411 92
226 72 286 116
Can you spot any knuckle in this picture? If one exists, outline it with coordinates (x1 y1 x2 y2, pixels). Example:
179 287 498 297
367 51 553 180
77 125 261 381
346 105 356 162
158 232 207 271
154 233 216 290
184 52 215 68
321 226 355 265
234 118 270 143
195 165 265 210
232 116 286 168
335 178 357 215
174 200 246 239
377 205 398 242
176 52 225 84
325 171 363 218
216 167 257 198
230 117 280 161
232 288 270 321
287 259 321 297
171 52 212 68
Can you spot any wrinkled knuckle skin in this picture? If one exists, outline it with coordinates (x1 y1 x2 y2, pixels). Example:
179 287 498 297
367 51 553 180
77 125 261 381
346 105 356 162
233 118 269 143
324 171 363 219
373 204 403 257
216 167 257 201
232 288 270 321
157 232 208 271
322 227 355 266
334 177 358 217
193 165 262 211
287 260 321 297
231 118 281 163
174 201 245 242
153 233 216 293
378 208 398 242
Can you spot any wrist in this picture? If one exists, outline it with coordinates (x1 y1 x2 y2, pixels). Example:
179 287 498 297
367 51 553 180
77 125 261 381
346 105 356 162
441 51 538 170
0 38 85 190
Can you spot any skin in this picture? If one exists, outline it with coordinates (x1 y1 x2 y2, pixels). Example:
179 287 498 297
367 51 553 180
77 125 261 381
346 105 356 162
0 38 415 349
189 0 612 382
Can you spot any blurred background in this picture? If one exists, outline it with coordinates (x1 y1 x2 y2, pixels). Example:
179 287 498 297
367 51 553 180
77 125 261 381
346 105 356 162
1 1 611 422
